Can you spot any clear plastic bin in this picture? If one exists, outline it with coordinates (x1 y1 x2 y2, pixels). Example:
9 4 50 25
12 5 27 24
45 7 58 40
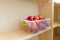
36 18 51 30
20 18 51 33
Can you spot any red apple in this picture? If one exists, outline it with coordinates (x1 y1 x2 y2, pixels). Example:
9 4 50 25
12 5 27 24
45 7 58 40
26 16 33 21
22 27 31 32
38 16 43 20
30 22 36 29
33 16 39 20
22 27 27 30
31 27 39 33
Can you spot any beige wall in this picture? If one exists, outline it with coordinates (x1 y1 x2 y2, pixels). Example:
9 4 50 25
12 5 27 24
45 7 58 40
0 0 38 32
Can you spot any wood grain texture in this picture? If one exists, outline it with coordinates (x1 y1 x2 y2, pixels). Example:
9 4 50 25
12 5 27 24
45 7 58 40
39 30 53 40
38 1 52 18
54 3 60 22
38 0 53 40
54 3 60 39
53 27 60 40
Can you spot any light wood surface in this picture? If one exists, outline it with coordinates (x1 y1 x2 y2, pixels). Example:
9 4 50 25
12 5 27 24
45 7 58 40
54 3 60 40
54 3 60 22
38 0 52 18
38 0 53 40
39 29 53 40
53 27 60 40
53 22 60 28
0 27 51 40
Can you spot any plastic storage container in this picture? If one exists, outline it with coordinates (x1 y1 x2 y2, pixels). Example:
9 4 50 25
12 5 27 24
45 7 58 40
20 18 51 33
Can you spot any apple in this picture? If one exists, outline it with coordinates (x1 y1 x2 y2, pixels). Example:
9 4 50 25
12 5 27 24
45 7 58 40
32 22 36 29
41 21 49 27
22 27 27 30
33 16 39 20
40 24 46 30
36 21 46 30
31 27 39 33
26 28 31 32
45 21 49 26
23 21 28 27
36 21 41 30
26 16 33 21
22 27 31 32
29 21 36 29
35 27 39 33
38 16 43 20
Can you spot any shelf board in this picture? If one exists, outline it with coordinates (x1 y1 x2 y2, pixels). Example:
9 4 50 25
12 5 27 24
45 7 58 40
0 27 51 40
53 22 60 28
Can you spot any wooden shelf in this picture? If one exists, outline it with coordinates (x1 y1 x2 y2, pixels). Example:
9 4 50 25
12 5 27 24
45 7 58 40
53 22 60 28
53 22 60 40
0 27 51 40
0 0 52 40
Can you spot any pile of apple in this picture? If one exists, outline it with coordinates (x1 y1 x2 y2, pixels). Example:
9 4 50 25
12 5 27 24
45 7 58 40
26 16 43 21
21 16 50 33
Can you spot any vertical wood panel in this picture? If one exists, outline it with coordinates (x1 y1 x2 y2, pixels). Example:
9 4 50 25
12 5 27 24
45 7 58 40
38 0 53 40
39 30 52 40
